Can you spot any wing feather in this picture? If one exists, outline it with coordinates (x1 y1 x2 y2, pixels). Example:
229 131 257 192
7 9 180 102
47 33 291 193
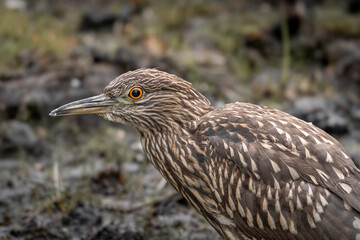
192 102 360 212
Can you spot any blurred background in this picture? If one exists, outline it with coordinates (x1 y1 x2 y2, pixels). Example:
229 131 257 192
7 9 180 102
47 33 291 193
0 0 359 239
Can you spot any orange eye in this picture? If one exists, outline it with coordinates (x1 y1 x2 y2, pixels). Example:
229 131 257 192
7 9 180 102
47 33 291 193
129 87 143 100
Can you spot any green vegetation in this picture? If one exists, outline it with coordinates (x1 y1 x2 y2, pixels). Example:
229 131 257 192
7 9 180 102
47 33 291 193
315 8 360 36
0 9 77 70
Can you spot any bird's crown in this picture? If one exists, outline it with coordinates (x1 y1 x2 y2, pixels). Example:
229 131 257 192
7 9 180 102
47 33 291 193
103 68 193 98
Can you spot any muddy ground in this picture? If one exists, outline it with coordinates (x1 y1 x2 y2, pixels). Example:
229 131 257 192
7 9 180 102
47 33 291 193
0 0 360 239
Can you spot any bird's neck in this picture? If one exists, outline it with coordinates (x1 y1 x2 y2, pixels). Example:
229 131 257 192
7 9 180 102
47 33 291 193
139 101 214 192
136 95 215 135
140 125 190 193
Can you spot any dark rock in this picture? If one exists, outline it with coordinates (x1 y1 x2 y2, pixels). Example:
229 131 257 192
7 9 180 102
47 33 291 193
252 69 283 100
71 45 111 64
16 51 38 70
147 56 180 76
62 202 101 227
351 152 360 169
271 14 302 40
91 228 143 240
327 40 360 88
0 71 64 119
92 48 111 63
112 48 139 71
348 0 360 14
59 202 102 239
292 96 327 116
79 3 142 31
340 135 360 168
72 45 138 71
298 37 329 67
324 113 349 135
72 46 110 63
245 35 271 58
0 81 24 119
80 10 118 31
271 1 304 40
90 169 123 196
2 121 38 150
90 226 120 240
119 3 141 24
9 216 67 240
290 96 350 135
0 214 10 226
352 106 360 130
337 55 360 88
327 41 360 62
0 64 118 122
188 232 212 240
120 231 143 240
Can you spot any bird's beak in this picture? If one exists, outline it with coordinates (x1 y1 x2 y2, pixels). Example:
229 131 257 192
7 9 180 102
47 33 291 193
49 94 119 117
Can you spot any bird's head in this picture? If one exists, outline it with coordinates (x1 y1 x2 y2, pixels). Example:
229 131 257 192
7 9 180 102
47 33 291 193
50 69 212 133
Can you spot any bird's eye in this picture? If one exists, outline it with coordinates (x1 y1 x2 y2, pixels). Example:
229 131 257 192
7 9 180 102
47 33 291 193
129 87 143 100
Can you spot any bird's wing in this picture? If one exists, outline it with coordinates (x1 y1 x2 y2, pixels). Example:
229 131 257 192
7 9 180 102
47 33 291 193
191 102 360 212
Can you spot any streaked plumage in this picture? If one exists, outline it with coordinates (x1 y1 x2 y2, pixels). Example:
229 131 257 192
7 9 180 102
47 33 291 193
50 69 360 240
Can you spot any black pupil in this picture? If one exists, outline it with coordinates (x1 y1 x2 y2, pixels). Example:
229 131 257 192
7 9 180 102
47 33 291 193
131 89 141 98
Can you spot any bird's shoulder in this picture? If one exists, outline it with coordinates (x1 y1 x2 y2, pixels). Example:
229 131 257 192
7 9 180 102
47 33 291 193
189 102 360 212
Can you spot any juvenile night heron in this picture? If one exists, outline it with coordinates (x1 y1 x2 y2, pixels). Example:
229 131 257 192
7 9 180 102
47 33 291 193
50 69 360 240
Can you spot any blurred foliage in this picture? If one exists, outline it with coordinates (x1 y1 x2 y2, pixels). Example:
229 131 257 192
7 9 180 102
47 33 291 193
315 8 360 36
0 8 77 70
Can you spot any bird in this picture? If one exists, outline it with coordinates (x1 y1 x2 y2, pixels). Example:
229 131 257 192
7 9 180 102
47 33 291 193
50 68 360 240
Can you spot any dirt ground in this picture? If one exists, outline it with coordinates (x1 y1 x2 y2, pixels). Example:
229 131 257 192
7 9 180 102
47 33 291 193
1 0 360 239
